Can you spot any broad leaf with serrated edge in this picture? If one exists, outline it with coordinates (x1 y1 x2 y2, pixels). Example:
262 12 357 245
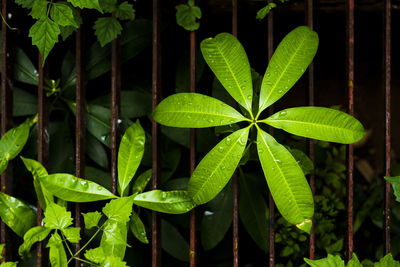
116 1 135 20
85 247 105 264
100 220 129 259
103 197 134 223
39 173 116 202
15 0 35 8
102 256 128 267
18 226 51 260
176 1 201 31
347 254 362 267
133 190 195 214
62 227 81 243
50 2 79 27
46 232 67 267
118 120 145 196
154 93 248 128
262 107 365 144
256 127 313 233
29 0 48 19
82 211 102 230
201 33 253 115
29 18 60 65
43 203 73 230
67 0 103 12
258 26 318 116
375 254 400 267
304 254 344 267
93 17 122 47
188 127 250 204
130 210 148 244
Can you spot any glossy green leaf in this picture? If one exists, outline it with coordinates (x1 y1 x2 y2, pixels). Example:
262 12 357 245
375 253 400 267
18 226 51 260
154 93 247 128
87 133 109 169
102 256 128 267
304 254 344 267
0 192 36 237
103 197 134 223
132 169 152 195
62 227 81 243
39 174 117 202
130 210 148 244
14 48 38 85
43 203 73 230
85 247 105 264
82 211 102 230
201 182 232 251
133 190 195 214
256 127 313 232
287 148 314 175
50 2 79 27
100 220 129 259
239 172 269 252
188 127 250 204
348 254 362 267
46 232 68 267
258 26 318 114
385 177 400 202
201 33 253 114
118 120 145 195
263 107 365 144
162 219 189 262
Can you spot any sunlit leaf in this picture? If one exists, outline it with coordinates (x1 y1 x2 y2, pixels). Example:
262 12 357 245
18 226 51 260
103 197 134 223
304 254 344 267
385 177 400 202
62 227 81 243
46 232 68 267
374 253 400 267
100 220 129 259
84 247 105 264
82 211 102 230
132 169 152 195
43 203 73 230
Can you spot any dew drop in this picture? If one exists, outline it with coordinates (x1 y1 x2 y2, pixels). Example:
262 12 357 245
187 115 192 119
218 146 224 152
258 149 263 153
279 111 287 117
80 180 88 189
117 119 122 124
100 135 107 142
226 137 232 144
211 60 215 63
246 95 252 100
241 86 246 90
97 186 103 191
188 101 193 105
220 165 226 170
142 195 147 199
284 86 289 90
278 89 283 94
209 119 215 123
266 72 271 77
161 192 167 200
136 137 145 146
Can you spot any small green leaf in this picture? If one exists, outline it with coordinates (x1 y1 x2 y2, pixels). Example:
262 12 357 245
102 256 128 267
67 0 103 12
0 261 18 267
116 1 135 20
46 232 68 267
348 254 362 267
29 0 48 19
263 107 365 144
82 211 102 230
0 244 4 260
374 253 400 267
50 2 79 28
99 0 117 12
29 17 60 65
304 254 344 267
15 0 35 9
385 177 400 202
0 192 36 237
201 33 253 114
132 169 152 195
85 247 105 264
39 173 117 202
176 0 201 31
133 190 195 214
103 197 134 223
100 220 129 259
256 3 276 20
130 210 148 244
188 127 250 204
154 93 247 128
62 227 81 243
118 120 145 196
18 226 51 260
93 17 122 47
43 203 73 230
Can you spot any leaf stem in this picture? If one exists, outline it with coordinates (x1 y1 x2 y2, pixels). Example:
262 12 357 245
60 232 74 257
0 12 17 31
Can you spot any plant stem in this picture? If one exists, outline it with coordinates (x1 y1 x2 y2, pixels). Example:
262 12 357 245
72 256 100 266
61 232 74 257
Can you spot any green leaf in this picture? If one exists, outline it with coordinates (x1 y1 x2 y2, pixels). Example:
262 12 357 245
130 210 148 244
116 1 135 20
239 172 269 252
348 254 363 267
101 256 128 267
39 173 117 202
82 211 102 230
85 247 105 264
201 183 232 251
188 127 250 204
201 33 253 114
67 0 103 12
100 220 129 259
161 219 189 262
103 197 134 223
263 107 365 144
43 203 73 230
304 254 344 267
18 226 51 260
258 26 318 115
175 1 201 31
14 47 39 85
99 0 117 12
0 192 36 237
374 253 400 267
287 148 314 175
87 133 109 169
29 17 60 65
385 177 400 202
29 0 48 19
133 190 195 214
46 232 68 267
0 244 4 260
256 3 276 20
132 169 152 195
60 26 76 41
94 17 122 47
118 120 145 195
50 2 79 28
154 93 247 128
256 127 313 232
62 227 81 243
15 0 35 9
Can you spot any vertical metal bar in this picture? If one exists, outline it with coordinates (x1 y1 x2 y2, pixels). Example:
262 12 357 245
152 0 162 265
1 0 12 261
267 6 275 267
189 9 197 266
232 1 239 266
305 0 315 260
384 0 391 255
75 19 85 267
346 0 355 261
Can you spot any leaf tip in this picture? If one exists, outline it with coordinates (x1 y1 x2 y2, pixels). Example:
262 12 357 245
296 218 312 234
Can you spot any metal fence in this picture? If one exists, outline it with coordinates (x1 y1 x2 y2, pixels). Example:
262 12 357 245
0 0 394 266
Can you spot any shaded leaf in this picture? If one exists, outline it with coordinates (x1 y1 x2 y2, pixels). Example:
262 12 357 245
87 132 109 169
94 17 122 47
15 0 35 8
67 0 103 12
130 210 148 244
14 47 38 85
287 148 314 175
162 219 189 262
132 169 152 195
116 1 135 20
50 2 79 27
385 177 400 202
176 0 201 31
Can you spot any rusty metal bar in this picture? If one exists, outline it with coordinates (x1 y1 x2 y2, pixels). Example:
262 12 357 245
152 0 162 265
189 17 197 267
384 0 391 255
346 0 355 261
1 0 12 261
75 21 85 267
305 0 316 260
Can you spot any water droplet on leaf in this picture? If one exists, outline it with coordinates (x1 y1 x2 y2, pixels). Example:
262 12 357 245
279 111 287 117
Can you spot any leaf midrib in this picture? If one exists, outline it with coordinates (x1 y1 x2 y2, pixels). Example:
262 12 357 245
44 177 114 198
159 109 245 119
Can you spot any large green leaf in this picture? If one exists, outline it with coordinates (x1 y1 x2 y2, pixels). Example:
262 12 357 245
0 192 36 237
263 107 365 144
258 26 318 115
46 232 68 267
12 88 38 116
39 174 117 202
201 33 253 115
103 197 134 223
118 120 145 196
133 190 195 214
304 254 344 267
256 127 313 232
100 220 128 259
18 226 51 260
188 127 249 204
14 47 38 85
154 93 247 128
43 203 73 230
